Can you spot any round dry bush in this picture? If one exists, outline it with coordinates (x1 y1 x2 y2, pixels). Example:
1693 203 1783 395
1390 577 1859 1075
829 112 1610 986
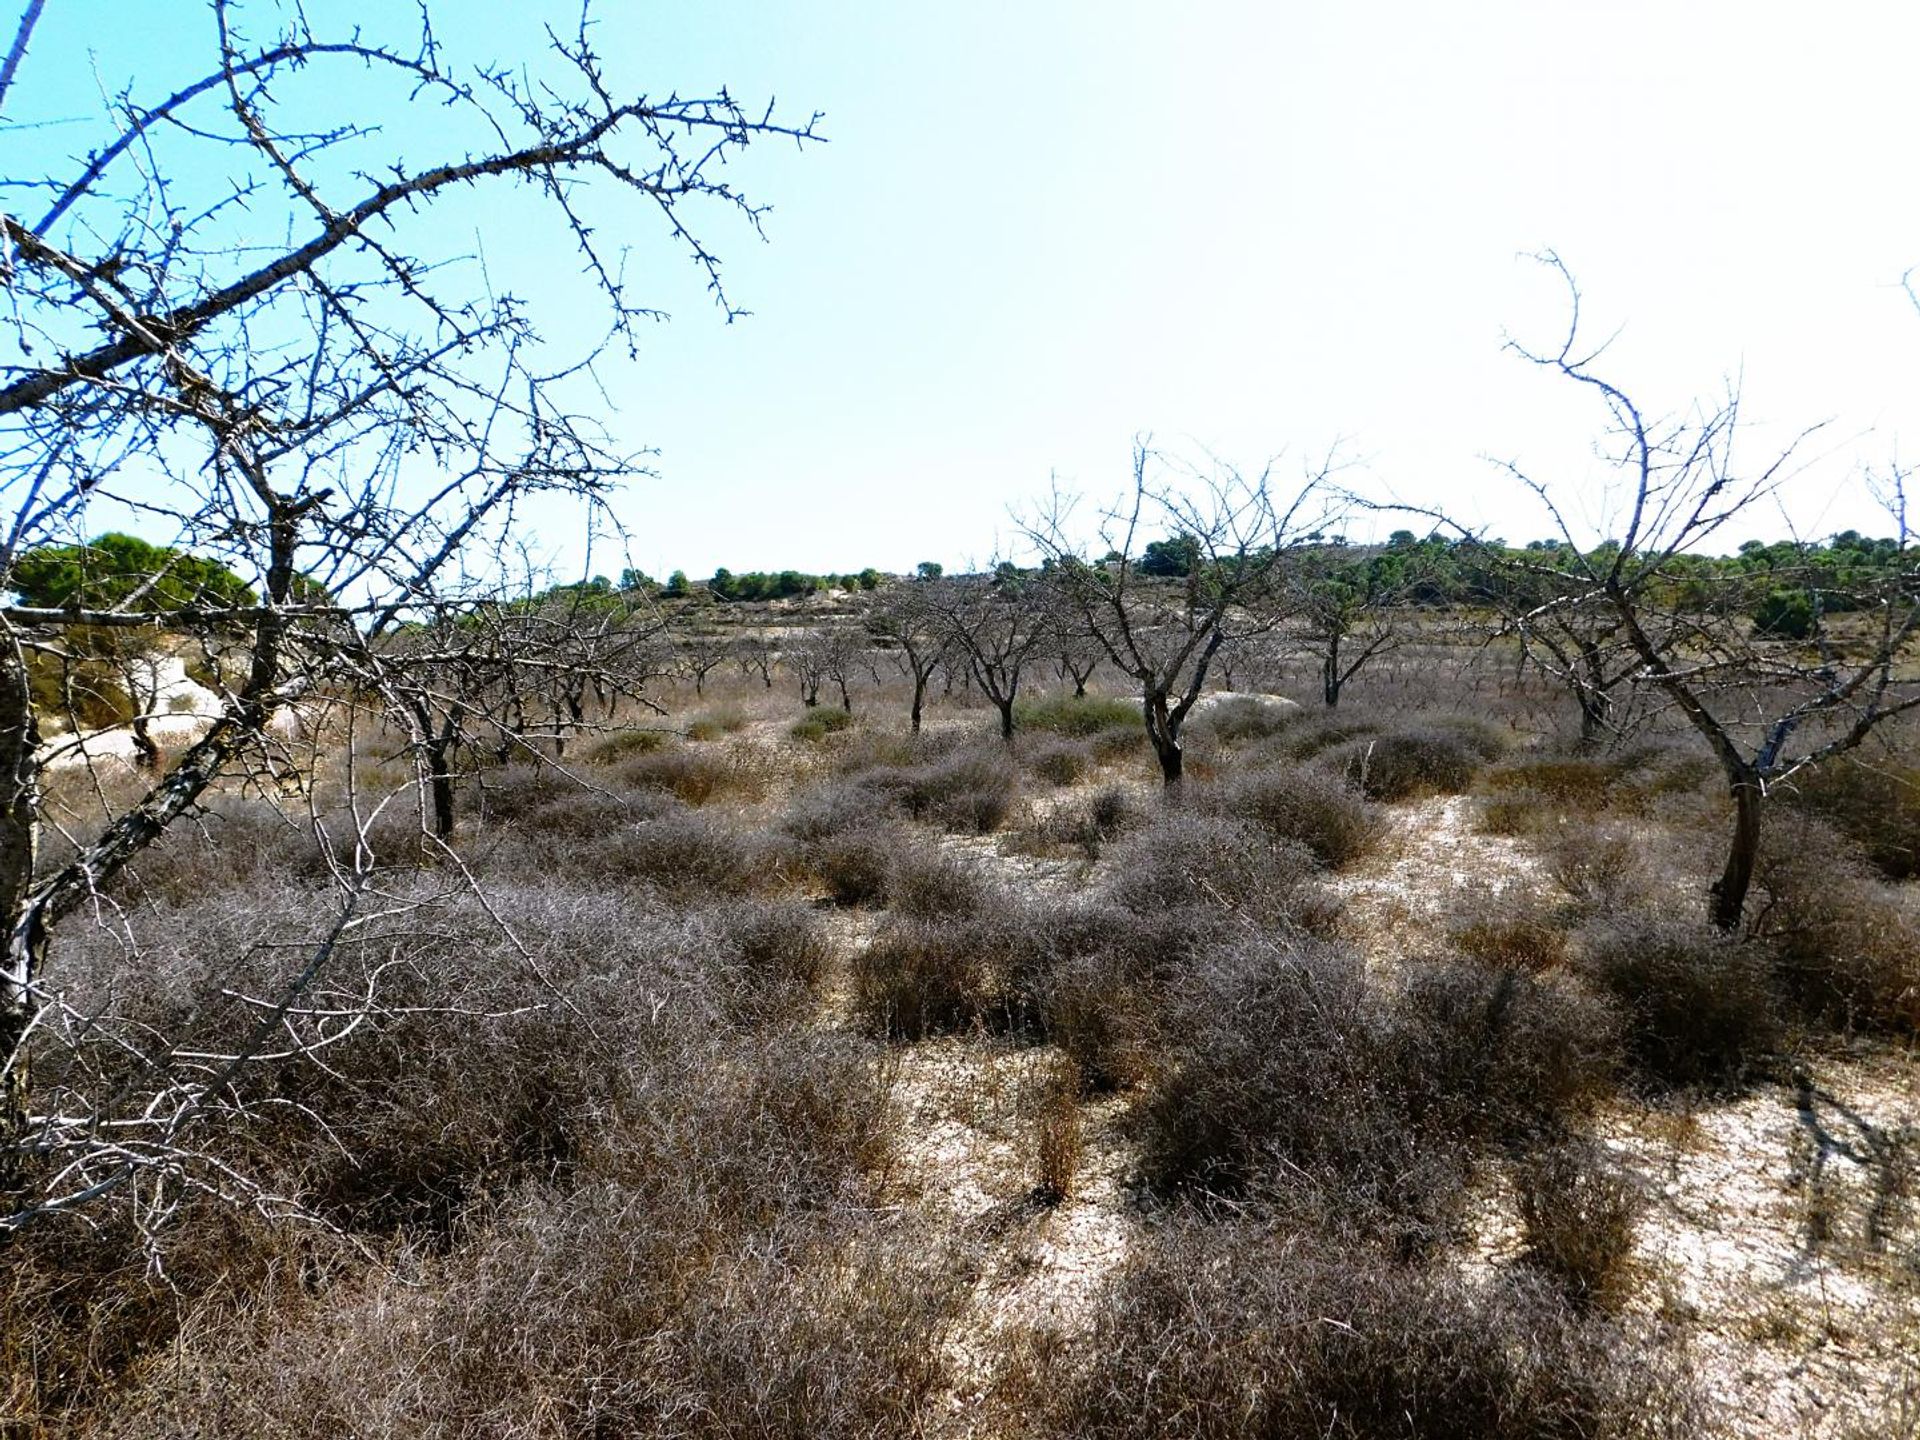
1449 902 1573 972
1482 755 1621 809
1276 715 1383 760
1136 940 1619 1243
1321 726 1487 801
1750 813 1920 1033
851 908 1041 1040
1194 764 1383 868
1187 694 1302 746
781 777 897 843
1575 913 1779 1089
594 810 796 897
583 727 673 764
1103 813 1332 929
1514 1136 1645 1312
617 744 770 806
806 826 906 906
686 897 838 1021
998 1220 1695 1440
885 844 993 920
1026 737 1094 787
1783 754 1920 880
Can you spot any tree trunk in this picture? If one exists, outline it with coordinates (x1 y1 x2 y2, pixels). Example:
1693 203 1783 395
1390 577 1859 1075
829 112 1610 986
427 739 456 838
1710 772 1764 931
1322 632 1342 707
909 673 926 734
129 714 161 771
0 637 42 1165
997 698 1015 743
1145 693 1183 786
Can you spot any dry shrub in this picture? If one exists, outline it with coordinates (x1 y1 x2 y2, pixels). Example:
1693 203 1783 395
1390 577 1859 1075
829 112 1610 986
851 905 1040 1040
1450 899 1572 972
1785 754 1920 880
1477 787 1555 836
1000 1220 1694 1440
1514 1137 1645 1311
617 743 770 805
1135 940 1618 1245
1537 817 1649 910
583 726 673 763
1026 783 1146 859
1194 763 1383 868
92 1198 960 1440
1749 813 1920 1032
781 777 896 843
1484 754 1621 808
1025 899 1231 1092
1027 737 1094 786
806 827 901 906
1273 714 1383 760
1030 1054 1084 1203
686 703 749 740
692 896 838 1021
885 843 993 919
1576 913 1778 1090
592 809 795 897
818 745 1018 834
1188 694 1301 745
791 706 856 742
1103 812 1334 930
1324 725 1487 802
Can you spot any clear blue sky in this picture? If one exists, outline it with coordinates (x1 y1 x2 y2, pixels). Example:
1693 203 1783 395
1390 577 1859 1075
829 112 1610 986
14 1 1920 579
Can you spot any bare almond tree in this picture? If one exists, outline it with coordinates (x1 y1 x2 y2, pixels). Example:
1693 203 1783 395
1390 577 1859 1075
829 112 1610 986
0 0 817 1217
1029 440 1336 784
1459 255 1920 929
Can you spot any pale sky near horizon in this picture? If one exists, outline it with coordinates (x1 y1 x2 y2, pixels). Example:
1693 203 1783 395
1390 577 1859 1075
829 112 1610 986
14 1 1920 580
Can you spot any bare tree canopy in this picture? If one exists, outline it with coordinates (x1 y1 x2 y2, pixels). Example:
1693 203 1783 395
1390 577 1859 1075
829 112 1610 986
0 0 817 1223
1028 439 1338 784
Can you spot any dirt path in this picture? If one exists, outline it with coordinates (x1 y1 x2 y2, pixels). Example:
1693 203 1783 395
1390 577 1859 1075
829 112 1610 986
1327 792 1547 967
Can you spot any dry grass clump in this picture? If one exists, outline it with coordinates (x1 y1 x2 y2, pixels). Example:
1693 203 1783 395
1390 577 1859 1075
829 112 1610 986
686 703 750 740
806 743 1018 834
1194 763 1384 868
616 742 771 805
999 1220 1694 1439
1513 1137 1645 1311
1270 714 1383 760
1021 899 1230 1092
1449 898 1572 972
590 808 796 897
1103 812 1335 930
1026 736 1094 786
1134 939 1619 1244
850 901 1042 1040
690 896 839 1021
884 842 995 919
583 726 673 763
1322 724 1491 802
1537 817 1651 911
1187 693 1302 745
1029 1054 1084 1203
1022 782 1146 858
94 1202 963 1440
790 705 856 742
805 826 902 906
1575 912 1778 1090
